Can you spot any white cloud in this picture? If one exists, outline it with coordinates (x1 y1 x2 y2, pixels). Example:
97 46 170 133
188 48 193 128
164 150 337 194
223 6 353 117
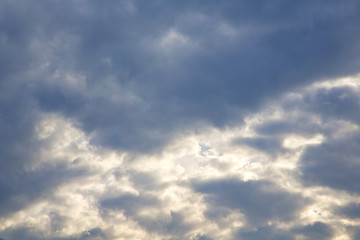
282 134 324 149
158 28 190 53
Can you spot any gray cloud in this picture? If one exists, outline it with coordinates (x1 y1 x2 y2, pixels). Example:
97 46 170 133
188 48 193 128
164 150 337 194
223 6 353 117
2 1 360 239
303 86 360 123
232 136 284 156
0 163 86 217
0 84 86 218
337 203 360 219
100 194 192 237
292 222 334 240
237 225 295 240
1 0 359 151
236 221 333 240
193 179 308 225
191 234 213 240
234 82 360 195
297 86 360 193
349 227 360 240
100 193 161 217
254 115 322 137
1 227 41 240
300 133 360 194
1 227 106 240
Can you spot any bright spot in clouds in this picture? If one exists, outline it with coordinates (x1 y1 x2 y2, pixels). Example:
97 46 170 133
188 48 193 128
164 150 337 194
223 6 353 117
282 134 324 149
160 29 189 50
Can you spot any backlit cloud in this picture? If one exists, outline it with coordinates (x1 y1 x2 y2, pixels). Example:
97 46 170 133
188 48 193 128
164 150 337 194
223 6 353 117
1 1 360 239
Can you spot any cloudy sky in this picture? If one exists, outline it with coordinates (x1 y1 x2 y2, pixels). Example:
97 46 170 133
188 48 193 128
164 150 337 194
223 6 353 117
1 1 360 239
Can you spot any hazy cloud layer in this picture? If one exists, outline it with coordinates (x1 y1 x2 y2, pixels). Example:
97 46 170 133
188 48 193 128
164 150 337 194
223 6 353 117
1 1 360 239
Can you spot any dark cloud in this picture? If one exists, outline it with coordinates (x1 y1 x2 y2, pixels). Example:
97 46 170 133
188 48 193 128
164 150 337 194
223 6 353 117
34 85 85 114
0 227 41 240
349 226 360 240
2 0 360 239
237 225 295 240
1 0 359 151
1 227 106 240
51 228 107 240
0 82 85 218
100 193 160 217
236 221 333 240
191 233 213 240
0 162 87 217
164 211 192 239
49 212 70 234
255 86 360 139
77 228 107 240
337 203 360 219
0 0 87 225
254 115 323 137
76 0 360 151
128 171 167 192
100 194 192 237
233 136 283 155
303 86 360 123
292 222 334 240
193 179 308 225
300 133 360 194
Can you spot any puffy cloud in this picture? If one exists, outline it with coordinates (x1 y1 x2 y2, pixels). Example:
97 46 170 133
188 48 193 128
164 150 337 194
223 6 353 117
1 78 360 239
1 1 360 239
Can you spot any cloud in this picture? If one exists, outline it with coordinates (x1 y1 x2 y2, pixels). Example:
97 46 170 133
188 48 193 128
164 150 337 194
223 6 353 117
233 136 284 156
292 222 334 240
1 0 360 152
237 225 295 240
193 179 308 225
296 83 360 194
337 203 360 219
1 1 360 239
300 133 360 194
237 221 333 240
2 78 360 239
1 227 107 240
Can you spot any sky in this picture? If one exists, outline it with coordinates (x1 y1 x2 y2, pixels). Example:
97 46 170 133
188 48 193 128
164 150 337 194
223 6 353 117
1 1 360 239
